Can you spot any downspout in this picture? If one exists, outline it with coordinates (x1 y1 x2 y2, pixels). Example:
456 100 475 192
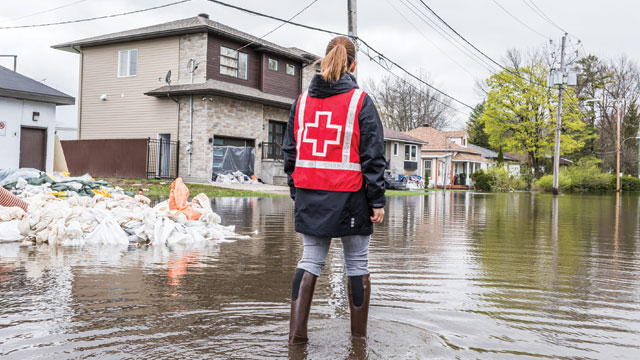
187 59 196 177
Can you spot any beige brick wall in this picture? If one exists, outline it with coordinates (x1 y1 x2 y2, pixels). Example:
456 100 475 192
178 33 207 85
179 95 272 182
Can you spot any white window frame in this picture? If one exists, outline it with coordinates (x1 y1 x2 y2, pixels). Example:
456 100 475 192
220 46 248 80
405 144 417 161
425 159 432 179
286 63 296 75
118 49 138 77
268 58 279 71
393 142 399 156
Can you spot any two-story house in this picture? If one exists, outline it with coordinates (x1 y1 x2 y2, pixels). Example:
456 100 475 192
53 13 319 184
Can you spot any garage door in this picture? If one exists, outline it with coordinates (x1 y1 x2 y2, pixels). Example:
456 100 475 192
19 127 47 170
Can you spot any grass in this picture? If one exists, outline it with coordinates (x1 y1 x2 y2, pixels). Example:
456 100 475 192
99 178 285 198
386 189 430 196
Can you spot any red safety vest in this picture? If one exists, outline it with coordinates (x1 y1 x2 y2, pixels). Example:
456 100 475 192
292 88 366 191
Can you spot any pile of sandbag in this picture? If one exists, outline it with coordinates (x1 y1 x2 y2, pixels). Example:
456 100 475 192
0 178 248 247
2 170 118 198
214 170 259 185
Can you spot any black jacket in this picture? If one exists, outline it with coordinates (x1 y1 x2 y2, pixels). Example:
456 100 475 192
282 73 386 238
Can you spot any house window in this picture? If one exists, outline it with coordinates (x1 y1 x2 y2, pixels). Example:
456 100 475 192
267 121 286 160
118 49 138 77
268 58 279 71
425 160 432 179
220 46 248 80
393 142 399 156
463 138 467 146
286 63 296 75
405 144 417 161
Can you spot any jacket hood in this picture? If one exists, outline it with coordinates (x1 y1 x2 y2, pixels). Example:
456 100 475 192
308 72 359 99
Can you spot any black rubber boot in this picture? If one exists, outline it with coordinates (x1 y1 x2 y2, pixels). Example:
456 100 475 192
347 273 370 337
288 269 317 345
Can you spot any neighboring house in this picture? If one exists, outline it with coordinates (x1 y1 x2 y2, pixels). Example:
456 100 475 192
468 143 521 176
405 124 488 188
0 65 75 172
383 127 427 180
54 125 78 140
53 13 319 184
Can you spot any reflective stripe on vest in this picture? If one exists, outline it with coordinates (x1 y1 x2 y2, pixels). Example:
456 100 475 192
295 89 364 172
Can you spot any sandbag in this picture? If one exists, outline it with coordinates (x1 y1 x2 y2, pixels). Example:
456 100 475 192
169 177 202 220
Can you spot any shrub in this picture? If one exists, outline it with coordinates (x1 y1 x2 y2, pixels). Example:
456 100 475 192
618 175 640 191
470 169 493 191
534 158 618 192
471 167 528 192
487 166 528 192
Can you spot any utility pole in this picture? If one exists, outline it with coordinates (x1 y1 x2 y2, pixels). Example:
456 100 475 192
552 33 567 195
347 0 357 77
616 101 621 192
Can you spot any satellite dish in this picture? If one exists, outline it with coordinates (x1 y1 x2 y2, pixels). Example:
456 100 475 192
165 70 172 85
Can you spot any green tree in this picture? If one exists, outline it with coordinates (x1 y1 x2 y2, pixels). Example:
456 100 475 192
481 63 586 178
466 102 492 149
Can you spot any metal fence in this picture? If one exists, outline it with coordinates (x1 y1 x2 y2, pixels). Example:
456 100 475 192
146 138 180 179
262 142 284 161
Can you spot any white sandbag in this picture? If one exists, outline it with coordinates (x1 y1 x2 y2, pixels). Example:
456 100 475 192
85 217 129 246
0 206 25 221
0 220 23 242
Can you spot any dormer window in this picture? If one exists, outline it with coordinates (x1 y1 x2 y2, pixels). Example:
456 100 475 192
220 46 248 80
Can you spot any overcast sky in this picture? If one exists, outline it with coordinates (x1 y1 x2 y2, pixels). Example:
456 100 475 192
1 0 638 130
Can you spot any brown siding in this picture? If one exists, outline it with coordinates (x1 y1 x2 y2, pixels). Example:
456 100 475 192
62 139 148 178
206 36 261 89
261 53 301 99
79 37 180 140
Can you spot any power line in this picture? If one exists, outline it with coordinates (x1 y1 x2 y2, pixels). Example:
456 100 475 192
206 0 473 111
490 0 548 39
0 0 191 30
236 0 319 52
384 0 477 78
399 0 498 73
1 0 89 24
522 0 567 34
415 0 548 88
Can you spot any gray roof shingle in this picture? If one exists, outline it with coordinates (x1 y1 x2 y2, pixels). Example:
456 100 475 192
0 65 74 105
52 15 320 63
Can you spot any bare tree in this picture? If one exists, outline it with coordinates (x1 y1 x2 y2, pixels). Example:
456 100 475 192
363 72 453 131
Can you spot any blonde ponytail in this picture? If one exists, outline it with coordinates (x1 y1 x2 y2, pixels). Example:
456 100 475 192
321 44 348 82
320 36 356 83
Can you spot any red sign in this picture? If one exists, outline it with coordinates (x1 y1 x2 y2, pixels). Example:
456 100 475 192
0 120 5 136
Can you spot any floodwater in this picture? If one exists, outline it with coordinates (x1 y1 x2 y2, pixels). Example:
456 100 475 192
1 192 639 359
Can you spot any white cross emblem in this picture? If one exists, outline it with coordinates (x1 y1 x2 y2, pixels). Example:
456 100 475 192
302 111 342 157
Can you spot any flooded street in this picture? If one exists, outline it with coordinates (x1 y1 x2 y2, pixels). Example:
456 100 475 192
1 192 640 359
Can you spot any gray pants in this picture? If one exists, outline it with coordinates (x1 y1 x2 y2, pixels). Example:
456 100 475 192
297 234 370 277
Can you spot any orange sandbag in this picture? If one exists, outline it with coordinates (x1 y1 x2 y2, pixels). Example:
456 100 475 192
168 177 202 220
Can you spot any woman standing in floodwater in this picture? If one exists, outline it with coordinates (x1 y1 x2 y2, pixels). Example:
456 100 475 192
282 36 386 345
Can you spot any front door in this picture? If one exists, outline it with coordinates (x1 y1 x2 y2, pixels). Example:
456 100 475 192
19 127 47 170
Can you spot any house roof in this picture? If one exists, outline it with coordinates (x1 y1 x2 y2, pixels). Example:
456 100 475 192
452 152 487 162
145 78 295 108
469 143 519 161
0 65 75 105
404 126 482 155
52 14 320 63
383 127 426 144
441 130 468 138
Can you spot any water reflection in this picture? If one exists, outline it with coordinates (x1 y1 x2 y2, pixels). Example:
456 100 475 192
0 193 639 359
